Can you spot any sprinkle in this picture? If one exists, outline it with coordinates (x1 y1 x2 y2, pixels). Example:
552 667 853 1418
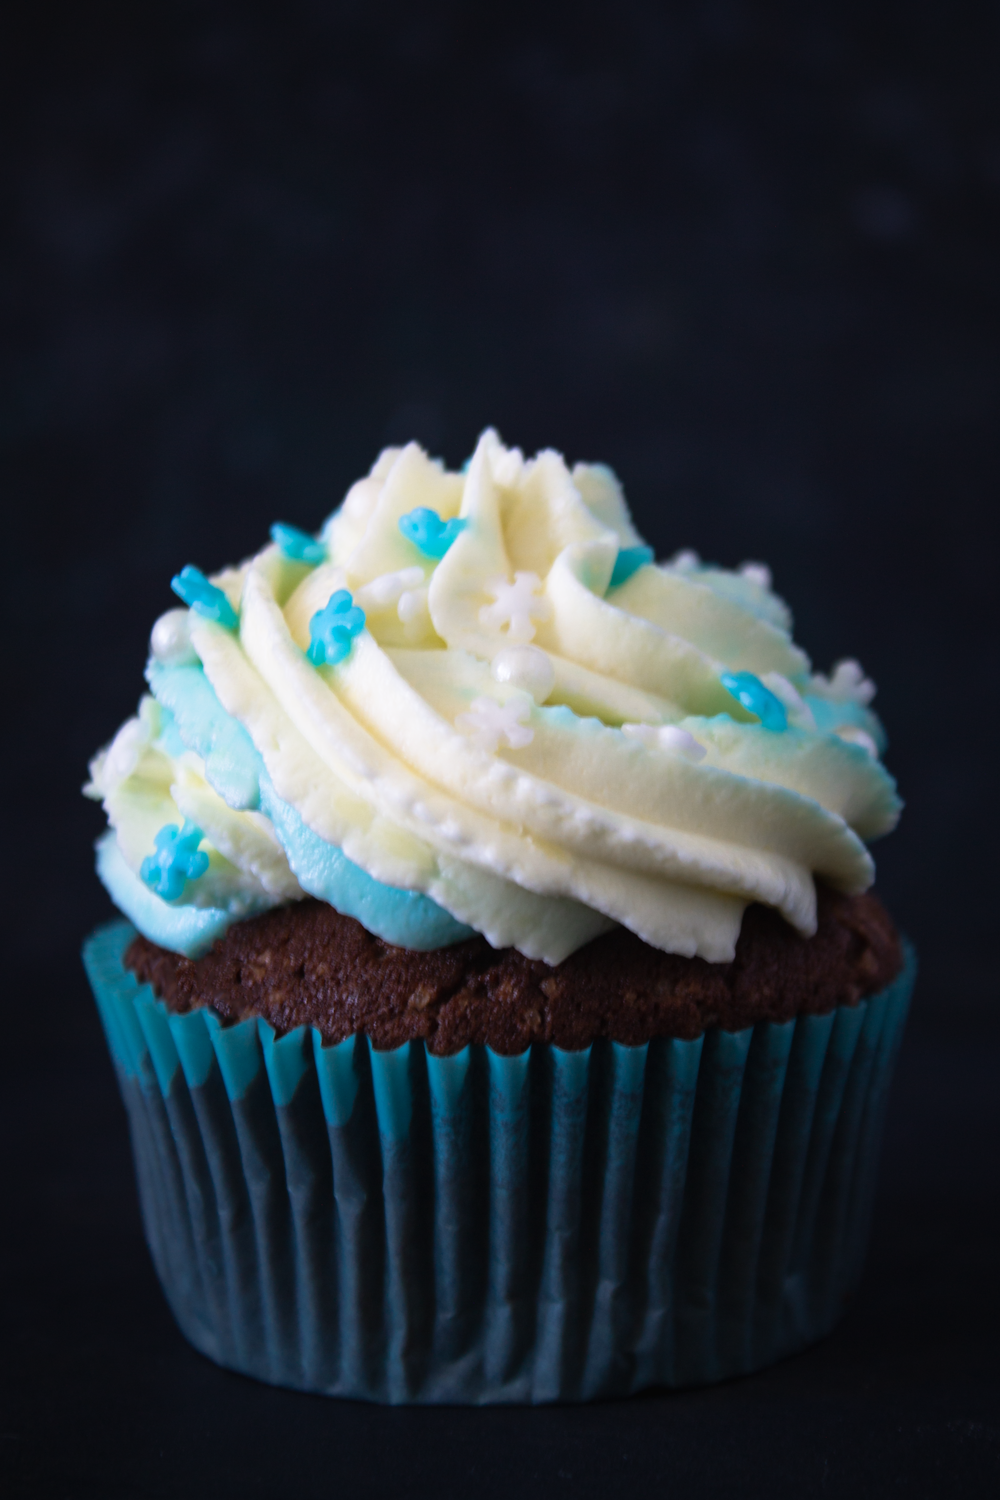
150 608 198 667
397 587 428 624
140 820 209 902
170 566 239 630
491 644 555 702
353 566 425 612
621 723 707 762
307 589 366 667
720 671 788 731
398 507 468 559
820 659 877 706
455 694 534 754
739 561 772 590
479 572 551 646
669 549 701 573
270 523 327 566
609 544 654 590
761 671 817 731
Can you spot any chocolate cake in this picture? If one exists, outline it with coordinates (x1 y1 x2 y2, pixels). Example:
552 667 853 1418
125 885 902 1056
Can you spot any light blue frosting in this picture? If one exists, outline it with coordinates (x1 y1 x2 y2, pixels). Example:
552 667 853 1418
147 659 263 810
720 671 788 732
96 832 239 958
139 659 473 953
258 769 474 949
608 545 654 590
805 694 888 752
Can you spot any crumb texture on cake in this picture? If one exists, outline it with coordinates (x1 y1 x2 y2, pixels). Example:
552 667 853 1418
125 887 903 1056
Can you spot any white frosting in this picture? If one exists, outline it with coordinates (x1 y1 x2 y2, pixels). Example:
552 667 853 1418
86 429 901 965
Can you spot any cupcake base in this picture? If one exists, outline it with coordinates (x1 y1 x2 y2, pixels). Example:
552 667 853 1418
83 919 915 1403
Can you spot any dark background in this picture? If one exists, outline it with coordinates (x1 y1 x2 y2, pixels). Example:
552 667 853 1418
2 2 998 1496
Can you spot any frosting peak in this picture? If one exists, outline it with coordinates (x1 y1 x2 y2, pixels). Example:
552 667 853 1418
86 430 900 964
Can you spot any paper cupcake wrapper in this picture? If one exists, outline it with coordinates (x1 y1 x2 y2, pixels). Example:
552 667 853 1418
83 920 914 1403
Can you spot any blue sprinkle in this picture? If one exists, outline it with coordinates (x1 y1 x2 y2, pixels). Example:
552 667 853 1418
171 565 239 630
720 671 788 731
140 820 210 902
270 522 327 566
399 507 467 559
308 589 366 666
608 545 654 589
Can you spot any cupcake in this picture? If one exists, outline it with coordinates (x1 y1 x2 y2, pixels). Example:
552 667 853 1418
82 429 913 1402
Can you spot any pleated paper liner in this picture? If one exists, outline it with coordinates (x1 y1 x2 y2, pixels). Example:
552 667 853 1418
82 920 915 1403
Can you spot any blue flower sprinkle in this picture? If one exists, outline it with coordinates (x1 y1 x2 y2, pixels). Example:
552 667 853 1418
171 565 239 630
308 589 366 666
720 671 788 731
608 544 654 590
398 507 468 560
270 522 327 566
140 820 210 902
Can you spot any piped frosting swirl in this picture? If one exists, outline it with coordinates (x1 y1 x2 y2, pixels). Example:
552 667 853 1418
86 429 900 963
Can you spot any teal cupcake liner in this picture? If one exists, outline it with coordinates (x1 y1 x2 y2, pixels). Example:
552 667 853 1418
82 919 915 1403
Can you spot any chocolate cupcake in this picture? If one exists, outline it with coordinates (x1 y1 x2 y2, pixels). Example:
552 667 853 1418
83 430 913 1401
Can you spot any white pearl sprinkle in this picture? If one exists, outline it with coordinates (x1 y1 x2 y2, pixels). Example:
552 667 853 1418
150 608 198 667
490 644 555 702
621 722 707 762
739 561 772 590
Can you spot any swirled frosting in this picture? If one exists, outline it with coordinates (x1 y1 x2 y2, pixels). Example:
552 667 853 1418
85 429 900 964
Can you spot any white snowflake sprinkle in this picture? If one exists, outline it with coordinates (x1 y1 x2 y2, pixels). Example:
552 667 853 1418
353 566 425 612
455 694 534 754
621 722 707 762
479 572 551 645
811 659 877 706
669 549 701 573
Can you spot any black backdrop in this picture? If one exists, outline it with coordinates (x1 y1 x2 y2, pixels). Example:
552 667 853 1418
2 3 998 1496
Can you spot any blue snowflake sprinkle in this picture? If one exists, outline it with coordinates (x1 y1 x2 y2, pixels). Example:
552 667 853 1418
270 522 327 566
140 820 210 902
171 566 239 630
608 545 654 590
398 507 467 559
308 589 366 666
720 671 788 731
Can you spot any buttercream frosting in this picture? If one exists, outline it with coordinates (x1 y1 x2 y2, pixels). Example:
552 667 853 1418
85 429 900 963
